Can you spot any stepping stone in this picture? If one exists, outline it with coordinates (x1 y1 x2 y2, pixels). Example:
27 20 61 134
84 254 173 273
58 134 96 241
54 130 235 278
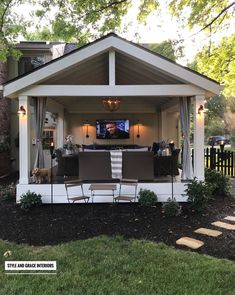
194 227 222 237
176 237 204 249
224 216 235 222
211 221 235 230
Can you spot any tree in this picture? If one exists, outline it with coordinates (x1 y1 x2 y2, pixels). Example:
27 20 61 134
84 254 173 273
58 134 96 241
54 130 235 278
204 95 226 138
193 35 235 97
0 0 30 62
169 0 235 35
0 0 30 176
204 95 235 144
149 39 183 61
26 0 159 44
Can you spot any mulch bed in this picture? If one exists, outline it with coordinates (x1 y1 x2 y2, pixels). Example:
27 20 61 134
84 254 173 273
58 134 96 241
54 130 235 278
0 196 234 260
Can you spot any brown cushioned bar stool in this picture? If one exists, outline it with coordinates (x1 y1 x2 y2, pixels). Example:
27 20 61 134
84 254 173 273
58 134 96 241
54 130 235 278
64 179 90 203
114 179 138 203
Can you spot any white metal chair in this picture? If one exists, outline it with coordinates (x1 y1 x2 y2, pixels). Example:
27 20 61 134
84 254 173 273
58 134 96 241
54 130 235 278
114 179 138 203
64 179 90 203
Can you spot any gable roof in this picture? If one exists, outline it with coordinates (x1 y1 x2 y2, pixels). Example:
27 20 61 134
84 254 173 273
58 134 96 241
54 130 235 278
4 33 221 98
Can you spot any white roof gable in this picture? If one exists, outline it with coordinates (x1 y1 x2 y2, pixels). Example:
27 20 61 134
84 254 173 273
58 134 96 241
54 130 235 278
4 33 221 98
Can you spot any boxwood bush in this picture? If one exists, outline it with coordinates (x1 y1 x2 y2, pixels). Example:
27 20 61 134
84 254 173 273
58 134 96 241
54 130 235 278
185 178 213 212
162 198 181 217
205 168 231 197
20 190 42 211
138 189 157 207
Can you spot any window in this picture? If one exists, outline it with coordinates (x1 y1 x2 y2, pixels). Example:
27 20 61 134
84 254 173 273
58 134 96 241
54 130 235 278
18 56 45 75
42 129 55 150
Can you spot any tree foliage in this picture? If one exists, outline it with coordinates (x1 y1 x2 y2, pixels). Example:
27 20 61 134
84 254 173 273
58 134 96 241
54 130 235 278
149 39 183 61
204 95 235 138
169 0 235 34
205 95 226 120
0 0 161 61
26 0 159 44
169 0 235 105
193 35 235 97
0 0 30 61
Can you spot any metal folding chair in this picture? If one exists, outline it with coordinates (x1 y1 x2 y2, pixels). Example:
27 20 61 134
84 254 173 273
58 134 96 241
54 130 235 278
114 179 138 203
64 179 90 203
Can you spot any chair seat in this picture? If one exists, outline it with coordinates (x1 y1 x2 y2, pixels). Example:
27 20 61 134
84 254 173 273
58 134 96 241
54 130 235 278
68 195 90 202
114 195 136 201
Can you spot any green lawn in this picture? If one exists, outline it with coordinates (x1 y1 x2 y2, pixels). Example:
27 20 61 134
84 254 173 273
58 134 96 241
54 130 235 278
0 236 234 295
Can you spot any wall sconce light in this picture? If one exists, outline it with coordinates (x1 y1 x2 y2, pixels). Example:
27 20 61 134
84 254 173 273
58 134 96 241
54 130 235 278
198 104 204 115
83 121 90 138
17 106 26 117
198 104 206 115
136 120 141 138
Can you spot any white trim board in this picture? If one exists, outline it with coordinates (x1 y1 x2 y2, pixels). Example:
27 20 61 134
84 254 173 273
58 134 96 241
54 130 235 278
21 84 205 97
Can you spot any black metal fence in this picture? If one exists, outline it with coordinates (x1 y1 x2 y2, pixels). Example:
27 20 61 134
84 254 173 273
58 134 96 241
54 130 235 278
192 148 234 177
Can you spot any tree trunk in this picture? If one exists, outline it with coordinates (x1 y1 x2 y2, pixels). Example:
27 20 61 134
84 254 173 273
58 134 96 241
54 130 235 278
0 62 11 177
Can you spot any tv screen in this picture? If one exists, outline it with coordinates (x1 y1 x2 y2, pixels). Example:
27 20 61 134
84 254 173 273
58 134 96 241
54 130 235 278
96 119 130 139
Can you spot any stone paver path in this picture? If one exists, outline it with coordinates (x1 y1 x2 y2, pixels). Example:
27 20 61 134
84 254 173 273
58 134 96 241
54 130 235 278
194 227 222 237
211 221 235 230
224 216 235 222
176 237 204 249
175 201 235 251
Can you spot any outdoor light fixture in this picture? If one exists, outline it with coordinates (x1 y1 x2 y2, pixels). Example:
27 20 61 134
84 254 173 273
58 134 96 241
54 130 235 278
50 141 55 157
220 140 225 153
197 104 204 115
102 97 121 112
136 120 141 138
17 106 26 117
198 104 208 115
83 121 90 138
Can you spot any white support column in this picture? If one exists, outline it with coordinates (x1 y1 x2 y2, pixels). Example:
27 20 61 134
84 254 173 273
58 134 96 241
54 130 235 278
19 95 30 184
109 50 115 85
193 95 205 180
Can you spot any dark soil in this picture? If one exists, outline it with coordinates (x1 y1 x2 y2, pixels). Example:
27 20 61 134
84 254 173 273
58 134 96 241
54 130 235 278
0 195 234 260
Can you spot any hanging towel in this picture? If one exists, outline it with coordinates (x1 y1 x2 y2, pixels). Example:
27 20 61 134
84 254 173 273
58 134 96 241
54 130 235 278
110 150 122 179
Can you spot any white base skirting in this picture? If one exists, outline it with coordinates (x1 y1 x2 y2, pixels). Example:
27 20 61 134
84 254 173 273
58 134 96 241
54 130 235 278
16 182 189 203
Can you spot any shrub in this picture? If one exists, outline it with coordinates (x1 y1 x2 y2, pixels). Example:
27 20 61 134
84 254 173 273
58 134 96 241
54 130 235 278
0 135 10 152
138 189 157 207
184 178 213 212
19 191 42 211
0 183 16 201
162 198 181 217
205 168 231 197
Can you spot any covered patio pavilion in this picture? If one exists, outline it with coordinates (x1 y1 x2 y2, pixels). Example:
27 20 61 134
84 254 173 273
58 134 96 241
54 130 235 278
3 34 221 203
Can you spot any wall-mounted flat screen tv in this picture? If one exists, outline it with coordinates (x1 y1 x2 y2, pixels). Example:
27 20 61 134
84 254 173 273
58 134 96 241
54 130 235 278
96 119 130 139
